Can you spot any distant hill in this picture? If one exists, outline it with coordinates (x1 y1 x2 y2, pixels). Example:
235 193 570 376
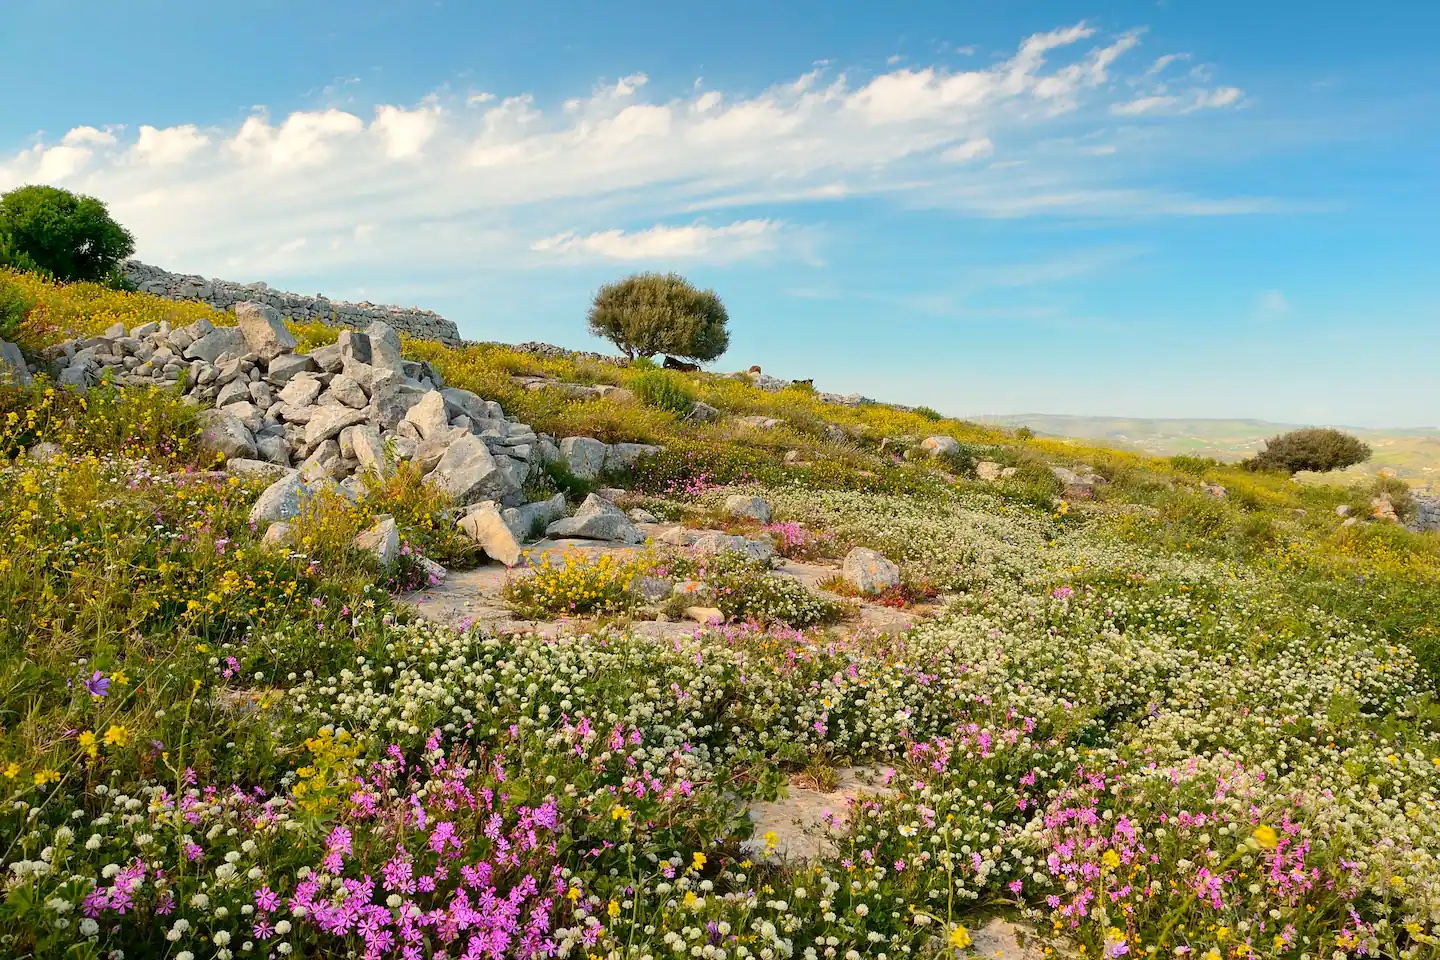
976 413 1440 489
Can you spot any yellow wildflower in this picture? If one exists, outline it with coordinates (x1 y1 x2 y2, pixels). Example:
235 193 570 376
949 925 971 950
103 724 129 747
1252 825 1278 850
78 730 98 758
33 769 60 785
607 899 621 918
692 852 707 872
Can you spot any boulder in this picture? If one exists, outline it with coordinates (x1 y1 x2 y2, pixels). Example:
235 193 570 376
691 532 774 565
277 375 323 408
309 342 344 373
197 409 256 461
366 321 403 371
684 606 724 624
426 434 518 504
724 494 773 524
248 473 334 524
558 436 609 480
265 352 317 384
336 329 371 365
628 508 659 524
349 424 387 476
458 506 523 566
261 521 292 547
235 301 297 361
371 378 431 430
0 339 31 386
605 442 662 472
975 461 1005 482
183 327 248 364
630 576 674 603
225 458 292 480
304 405 369 448
841 547 901 596
403 390 452 440
921 436 960 457
355 516 401 568
440 387 490 423
1201 483 1228 499
546 494 645 543
327 372 368 409
256 434 291 466
500 493 567 541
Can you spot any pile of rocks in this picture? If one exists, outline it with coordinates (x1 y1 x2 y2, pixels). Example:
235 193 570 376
1414 495 1440 532
40 302 661 563
122 261 461 345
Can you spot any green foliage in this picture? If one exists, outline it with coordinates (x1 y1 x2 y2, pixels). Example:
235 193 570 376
0 185 135 283
913 405 944 421
1247 426 1372 475
1168 454 1220 476
587 272 730 362
1370 474 1417 522
0 279 32 343
628 368 697 414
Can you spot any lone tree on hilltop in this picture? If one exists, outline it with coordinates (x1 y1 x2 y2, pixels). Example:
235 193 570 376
0 184 135 284
588 272 730 363
1246 427 1372 475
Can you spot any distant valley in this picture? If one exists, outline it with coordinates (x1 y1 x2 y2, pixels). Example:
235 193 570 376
977 413 1440 488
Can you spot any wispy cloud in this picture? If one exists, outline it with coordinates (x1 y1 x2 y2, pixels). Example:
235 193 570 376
0 21 1255 282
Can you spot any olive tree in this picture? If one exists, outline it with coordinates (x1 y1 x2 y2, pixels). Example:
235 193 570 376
587 272 729 363
1247 427 1372 475
0 185 135 284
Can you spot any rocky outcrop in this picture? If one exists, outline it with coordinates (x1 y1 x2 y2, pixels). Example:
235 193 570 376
123 261 460 345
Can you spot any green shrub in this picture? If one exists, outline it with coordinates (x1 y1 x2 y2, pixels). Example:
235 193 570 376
0 279 32 343
1370 475 1417 523
1246 427 1371 475
0 185 135 283
588 272 729 363
628 368 696 414
1168 454 1219 476
913 406 944 421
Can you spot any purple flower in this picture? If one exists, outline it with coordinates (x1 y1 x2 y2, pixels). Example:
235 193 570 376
85 671 110 698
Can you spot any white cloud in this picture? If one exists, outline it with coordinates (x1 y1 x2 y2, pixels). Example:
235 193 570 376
131 124 209 165
533 220 781 261
943 137 995 162
1113 85 1243 116
0 22 1260 279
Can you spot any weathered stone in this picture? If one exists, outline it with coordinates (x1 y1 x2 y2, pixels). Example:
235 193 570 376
197 409 256 461
366 321 403 371
842 547 901 596
225 458 292 479
349 424 386 476
298 439 343 480
545 493 645 543
337 329 371 365
266 352 317 384
27 441 62 462
975 461 1005 481
426 434 518 504
684 606 724 624
605 442 662 472
214 379 252 408
309 342 344 373
355 516 401 567
183 326 248 364
691 532 774 565
0 339 31 386
440 387 489 422
500 493 567 542
277 374 323 408
1201 483 1228 499
628 508 659 524
327 372 368 409
724 494 773 523
261 521 292 547
256 434 291 466
921 436 960 457
370 378 430 430
305 405 369 448
235 301 297 361
686 400 720 423
403 390 452 441
559 436 609 480
248 473 334 524
630 576 674 603
458 506 523 566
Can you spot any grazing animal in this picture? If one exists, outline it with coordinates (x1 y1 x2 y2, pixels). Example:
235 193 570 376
664 356 701 372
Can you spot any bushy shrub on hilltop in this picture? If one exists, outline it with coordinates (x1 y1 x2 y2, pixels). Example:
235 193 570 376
0 185 135 285
1246 426 1372 475
628 366 697 414
588 272 729 363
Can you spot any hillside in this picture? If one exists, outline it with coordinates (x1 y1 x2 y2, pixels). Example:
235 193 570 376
1 268 1440 960
982 413 1440 486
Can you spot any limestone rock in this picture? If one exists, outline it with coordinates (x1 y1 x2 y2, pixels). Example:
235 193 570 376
605 442 662 472
546 494 644 543
249 472 334 524
235 301 297 361
183 327 248 364
691 532 774 565
349 424 387 476
500 493 567 542
975 461 1005 481
305 405 369 448
0 339 32 386
686 400 720 423
426 434 517 505
921 436 960 457
265 352 317 384
559 436 609 480
225 458 291 480
684 606 724 624
198 409 256 461
842 547 901 596
724 494 773 523
630 575 674 603
403 390 452 441
458 506 523 566
261 521 292 547
277 375 323 408
355 516 401 568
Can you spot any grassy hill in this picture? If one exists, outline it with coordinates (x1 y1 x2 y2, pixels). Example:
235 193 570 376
981 412 1440 487
1 268 1439 959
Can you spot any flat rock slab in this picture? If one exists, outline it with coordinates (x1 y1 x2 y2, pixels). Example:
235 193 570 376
745 766 894 862
965 918 1056 960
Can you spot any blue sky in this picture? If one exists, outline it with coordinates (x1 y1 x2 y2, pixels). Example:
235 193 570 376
3 1 1437 426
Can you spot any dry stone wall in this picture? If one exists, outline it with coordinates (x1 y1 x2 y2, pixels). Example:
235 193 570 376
123 260 461 345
